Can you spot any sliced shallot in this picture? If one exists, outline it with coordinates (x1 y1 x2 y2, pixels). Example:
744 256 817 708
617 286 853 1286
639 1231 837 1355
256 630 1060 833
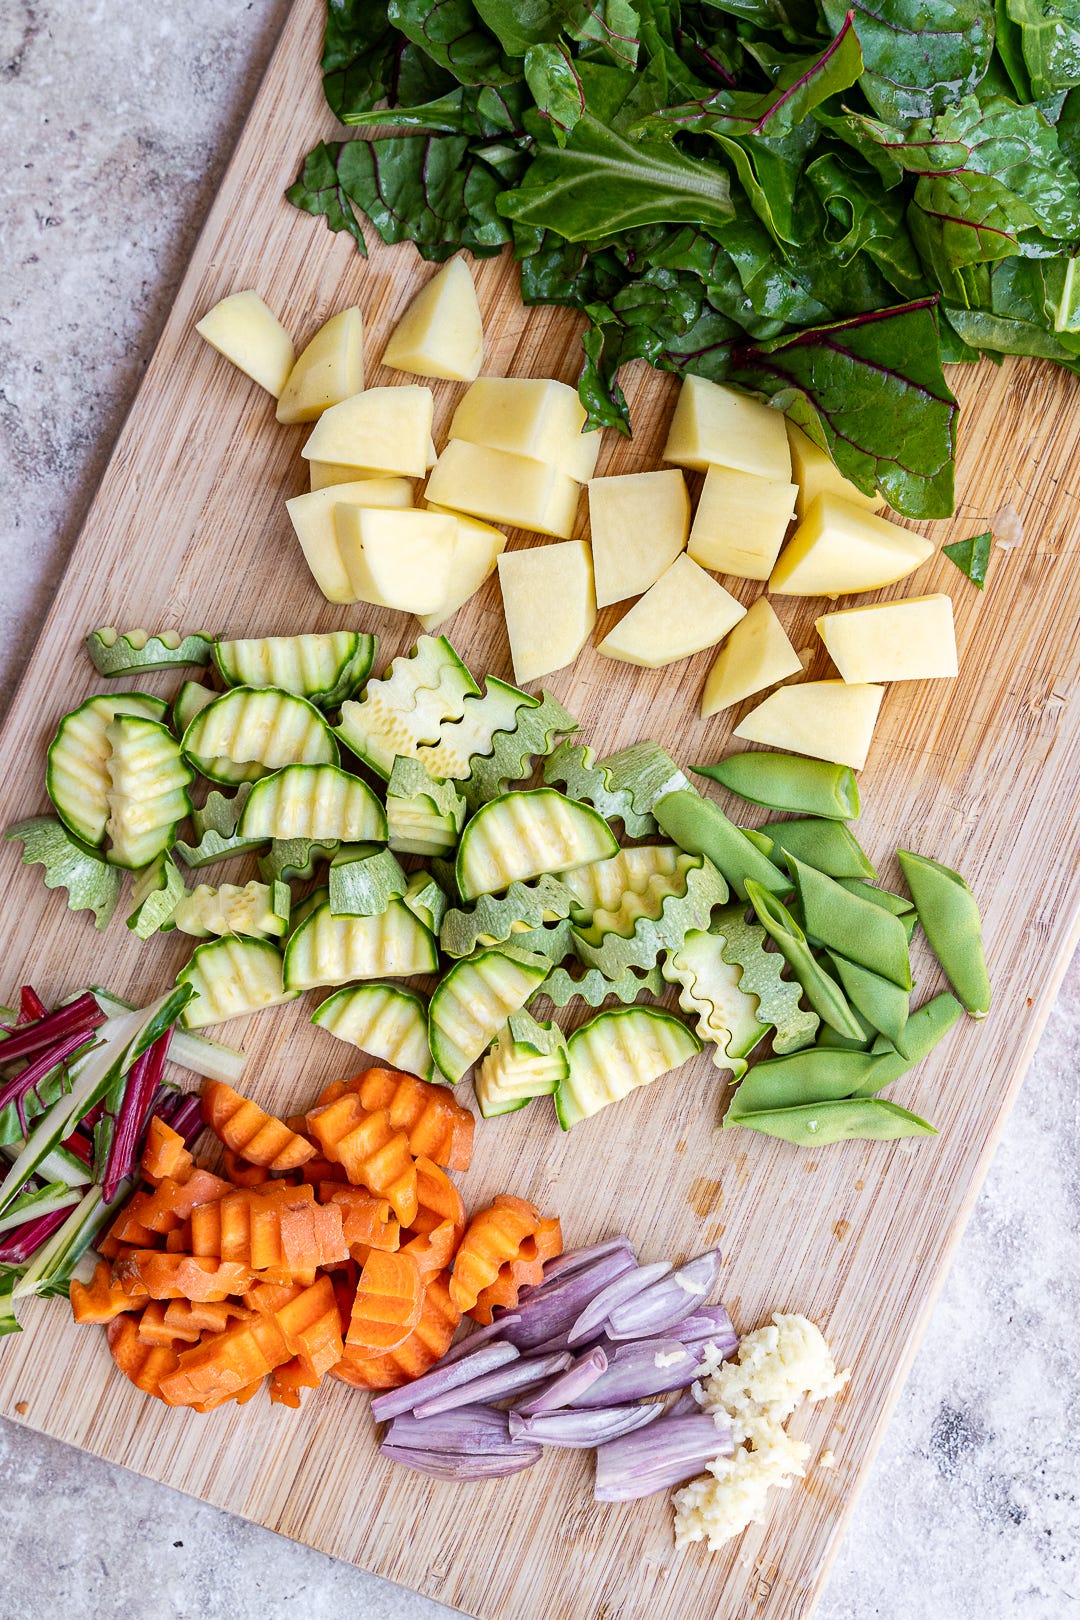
593 1411 733 1501
604 1249 722 1340
509 1401 662 1449
496 1251 637 1351
566 1261 672 1346
370 1341 520 1423
380 1442 541 1480
569 1339 702 1407
529 1237 634 1286
435 1314 522 1368
386 1404 521 1455
412 1352 572 1419
515 1347 608 1415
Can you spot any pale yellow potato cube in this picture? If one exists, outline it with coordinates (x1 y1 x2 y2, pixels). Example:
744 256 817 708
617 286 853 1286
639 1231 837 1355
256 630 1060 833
700 598 802 716
195 290 294 397
663 376 791 480
687 464 798 580
498 541 596 683
301 385 433 478
309 460 375 491
419 509 507 630
597 554 746 669
735 680 884 770
588 470 689 607
335 507 457 614
427 435 438 470
425 439 580 538
286 479 413 603
770 493 934 597
276 307 364 424
382 257 484 383
816 594 958 683
449 377 602 482
787 421 883 521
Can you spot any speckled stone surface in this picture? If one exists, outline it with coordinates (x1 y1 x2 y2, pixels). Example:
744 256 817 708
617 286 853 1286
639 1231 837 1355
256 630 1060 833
0 5 1077 1617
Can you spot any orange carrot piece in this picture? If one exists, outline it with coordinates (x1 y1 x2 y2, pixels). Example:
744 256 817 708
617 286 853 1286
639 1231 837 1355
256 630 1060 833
114 1251 254 1303
470 1216 563 1324
409 1156 466 1243
70 1260 138 1325
221 1147 270 1188
164 1222 193 1254
159 1313 291 1407
141 1115 194 1186
333 1271 460 1389
107 1313 182 1402
162 1299 253 1340
108 1190 167 1245
354 1068 474 1172
304 1095 417 1226
345 1248 423 1353
320 1184 400 1256
191 1377 265 1414
189 1183 346 1277
202 1081 316 1171
298 1155 341 1186
138 1168 230 1233
275 1275 343 1379
136 1300 187 1348
402 1218 458 1282
269 1357 320 1408
449 1194 544 1316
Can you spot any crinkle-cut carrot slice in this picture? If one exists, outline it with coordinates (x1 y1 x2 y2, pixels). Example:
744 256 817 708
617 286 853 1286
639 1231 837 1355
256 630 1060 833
408 1156 466 1244
449 1194 544 1316
114 1250 254 1303
345 1248 423 1353
275 1275 343 1379
139 1169 231 1232
470 1216 563 1324
402 1218 458 1282
160 1313 291 1408
319 1184 400 1256
191 1377 264 1414
202 1080 316 1171
304 1095 417 1227
332 1271 461 1389
221 1147 270 1187
70 1259 138 1325
299 1155 341 1186
246 1281 304 1317
107 1313 182 1402
189 1184 346 1276
321 1070 475 1172
141 1116 194 1187
162 1299 254 1340
136 1300 189 1348
164 1223 193 1253
109 1190 167 1246
269 1357 321 1408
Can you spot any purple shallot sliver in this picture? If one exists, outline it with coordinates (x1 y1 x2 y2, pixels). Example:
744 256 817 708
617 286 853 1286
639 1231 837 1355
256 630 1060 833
604 1248 723 1340
566 1260 672 1347
509 1401 663 1449
412 1351 572 1419
514 1347 608 1415
435 1314 522 1367
530 1237 634 1287
386 1405 522 1455
593 1411 734 1502
568 1338 701 1407
496 1250 637 1351
370 1341 520 1423
381 1442 542 1480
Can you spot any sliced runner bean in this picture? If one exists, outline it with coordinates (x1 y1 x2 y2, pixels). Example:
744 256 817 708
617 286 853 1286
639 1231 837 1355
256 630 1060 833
728 1048 882 1114
835 878 915 918
789 855 912 990
897 850 991 1018
827 952 910 1055
853 992 963 1096
753 819 875 880
654 790 787 901
744 880 866 1041
724 1097 937 1145
694 752 860 820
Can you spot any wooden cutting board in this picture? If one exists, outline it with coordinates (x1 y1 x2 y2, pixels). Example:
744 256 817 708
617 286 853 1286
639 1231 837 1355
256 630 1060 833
0 1 1077 1614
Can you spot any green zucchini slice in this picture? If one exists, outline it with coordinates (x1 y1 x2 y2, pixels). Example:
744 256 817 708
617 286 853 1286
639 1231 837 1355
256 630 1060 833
474 1011 569 1118
403 870 449 936
5 816 121 931
386 757 467 857
570 854 729 978
455 789 618 902
46 692 169 848
543 739 690 838
459 690 579 811
556 1007 701 1129
709 903 819 1054
127 853 187 939
213 631 376 707
413 677 528 780
177 936 298 1029
334 636 479 779
329 845 409 916
662 929 768 1078
427 946 550 1084
560 845 683 922
534 963 664 1008
86 627 215 677
173 682 218 737
182 686 339 785
174 785 265 870
104 715 194 870
312 983 442 1084
258 838 339 884
171 880 291 940
440 874 576 959
283 898 438 991
238 763 386 844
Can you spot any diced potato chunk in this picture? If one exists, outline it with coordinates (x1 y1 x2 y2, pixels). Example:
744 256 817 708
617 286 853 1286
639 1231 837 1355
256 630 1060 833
663 376 791 480
449 378 602 482
302 385 433 478
816 594 958 683
787 421 882 521
770 494 934 597
687 465 798 580
425 440 580 538
335 508 457 614
498 541 596 683
276 307 364 424
735 680 885 770
700 598 802 716
195 291 294 397
597 554 746 669
588 470 689 607
419 509 507 630
286 479 413 603
382 257 484 383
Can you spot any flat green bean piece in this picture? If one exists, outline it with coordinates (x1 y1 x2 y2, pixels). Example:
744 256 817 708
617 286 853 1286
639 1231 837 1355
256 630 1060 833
728 1049 882 1114
745 880 866 1041
835 878 915 918
724 1097 937 1145
654 791 788 901
827 951 910 1055
694 752 860 820
854 992 963 1096
897 850 991 1018
790 855 912 990
755 819 876 880
817 1024 874 1052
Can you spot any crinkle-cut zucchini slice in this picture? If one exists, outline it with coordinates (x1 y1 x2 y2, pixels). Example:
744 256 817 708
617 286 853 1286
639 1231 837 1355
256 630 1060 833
386 756 466 857
459 690 579 812
662 929 768 1078
533 963 664 1008
312 983 442 1084
127 853 187 939
559 845 683 923
213 631 376 708
174 785 265 870
171 879 291 940
182 686 339 785
474 1011 568 1118
427 946 550 1084
46 692 169 848
710 903 819 1054
439 875 575 960
329 844 409 916
334 636 479 779
570 855 729 978
455 789 618 902
543 739 690 838
573 854 700 947
504 916 576 963
177 936 298 1029
283 898 438 991
258 838 339 885
555 1006 701 1129
238 763 386 844
104 715 195 871
413 677 528 780
286 885 330 939
5 816 121 931
86 627 215 678
173 681 218 737
403 870 448 936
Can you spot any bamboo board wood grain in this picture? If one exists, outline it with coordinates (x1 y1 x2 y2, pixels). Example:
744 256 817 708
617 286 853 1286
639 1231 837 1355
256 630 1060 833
0 0 1077 1614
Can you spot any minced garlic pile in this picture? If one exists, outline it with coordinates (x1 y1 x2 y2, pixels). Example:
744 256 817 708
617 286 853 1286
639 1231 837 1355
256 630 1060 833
673 1313 849 1551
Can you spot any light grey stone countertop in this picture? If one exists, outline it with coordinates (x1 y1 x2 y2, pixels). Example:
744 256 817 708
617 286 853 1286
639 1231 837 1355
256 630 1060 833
0 5 1077 1617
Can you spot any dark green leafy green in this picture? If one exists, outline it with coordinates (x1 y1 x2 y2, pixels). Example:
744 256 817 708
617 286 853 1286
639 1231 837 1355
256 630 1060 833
820 0 996 122
943 531 993 587
1004 0 1080 99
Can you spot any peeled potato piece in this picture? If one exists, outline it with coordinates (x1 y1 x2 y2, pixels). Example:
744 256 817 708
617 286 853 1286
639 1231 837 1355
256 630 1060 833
498 541 596 683
419 509 507 630
734 680 885 771
770 494 934 597
816 594 958 683
286 480 413 603
588 470 689 607
787 421 883 521
597 555 746 669
195 291 294 398
276 307 364 424
663 376 791 480
687 465 797 581
449 378 601 483
334 507 457 614
383 257 484 383
302 386 433 479
426 440 580 539
700 598 803 716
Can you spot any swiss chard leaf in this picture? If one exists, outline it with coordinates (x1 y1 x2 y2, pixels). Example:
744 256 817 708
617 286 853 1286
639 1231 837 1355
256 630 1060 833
287 141 370 252
1004 0 1080 98
524 42 586 143
471 0 641 64
322 0 402 118
388 0 522 85
942 531 992 586
805 150 929 304
820 0 995 122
